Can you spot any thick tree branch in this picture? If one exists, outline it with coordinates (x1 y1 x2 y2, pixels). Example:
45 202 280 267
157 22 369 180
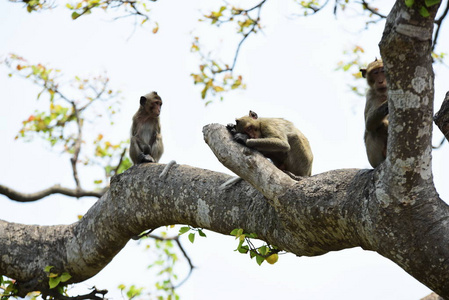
0 184 106 202
434 91 449 141
1 125 449 297
379 0 440 202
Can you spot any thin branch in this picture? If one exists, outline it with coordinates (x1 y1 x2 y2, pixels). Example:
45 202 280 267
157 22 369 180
42 286 107 300
70 102 83 190
214 0 267 74
0 183 106 202
112 147 127 177
137 232 195 289
360 0 387 19
172 238 195 289
432 0 449 51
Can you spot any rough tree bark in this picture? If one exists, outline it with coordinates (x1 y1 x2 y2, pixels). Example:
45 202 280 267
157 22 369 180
1 0 448 298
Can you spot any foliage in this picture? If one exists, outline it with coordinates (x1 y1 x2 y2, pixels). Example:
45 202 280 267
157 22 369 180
44 266 71 292
404 0 441 17
0 276 18 300
118 284 145 300
2 54 130 189
178 225 207 244
230 228 281 266
336 45 367 96
144 230 181 300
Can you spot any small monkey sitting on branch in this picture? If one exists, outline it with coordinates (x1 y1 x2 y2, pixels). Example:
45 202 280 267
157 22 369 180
227 110 313 178
130 91 164 165
129 91 176 181
360 58 389 168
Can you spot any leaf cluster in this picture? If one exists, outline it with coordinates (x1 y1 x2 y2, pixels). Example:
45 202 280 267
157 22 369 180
2 54 127 192
118 284 145 300
44 266 72 292
146 230 181 300
190 37 245 105
230 228 281 266
0 276 19 300
178 225 207 244
405 0 441 17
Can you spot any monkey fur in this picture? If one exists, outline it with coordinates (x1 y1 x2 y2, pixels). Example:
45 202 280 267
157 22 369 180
360 58 389 168
231 110 313 177
130 91 164 164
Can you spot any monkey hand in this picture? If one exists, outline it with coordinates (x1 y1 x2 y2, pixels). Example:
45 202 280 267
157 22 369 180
226 123 237 135
379 101 389 115
234 133 249 145
138 152 155 164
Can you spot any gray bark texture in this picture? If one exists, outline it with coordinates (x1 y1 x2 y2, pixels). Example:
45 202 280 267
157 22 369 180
1 0 449 298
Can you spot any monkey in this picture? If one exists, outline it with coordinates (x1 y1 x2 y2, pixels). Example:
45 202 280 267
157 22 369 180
130 91 164 165
360 58 389 168
230 110 313 177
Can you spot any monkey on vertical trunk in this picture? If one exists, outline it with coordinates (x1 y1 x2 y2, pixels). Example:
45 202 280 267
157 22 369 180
231 110 313 177
360 58 389 168
130 91 164 165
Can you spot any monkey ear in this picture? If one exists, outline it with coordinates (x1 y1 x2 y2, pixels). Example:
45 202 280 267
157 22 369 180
360 68 367 78
140 96 147 106
249 110 258 119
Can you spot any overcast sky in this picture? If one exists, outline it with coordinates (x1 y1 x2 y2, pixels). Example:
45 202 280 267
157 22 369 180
1 1 448 299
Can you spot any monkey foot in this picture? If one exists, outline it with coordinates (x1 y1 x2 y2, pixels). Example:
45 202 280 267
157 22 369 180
138 153 155 164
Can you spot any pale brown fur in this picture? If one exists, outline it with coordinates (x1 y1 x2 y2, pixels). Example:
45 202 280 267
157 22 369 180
235 111 313 177
361 58 388 168
130 91 164 164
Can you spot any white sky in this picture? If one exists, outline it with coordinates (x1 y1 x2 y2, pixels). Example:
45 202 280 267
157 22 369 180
0 1 448 299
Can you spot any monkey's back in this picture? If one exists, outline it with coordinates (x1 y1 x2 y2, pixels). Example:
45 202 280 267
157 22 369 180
258 118 313 176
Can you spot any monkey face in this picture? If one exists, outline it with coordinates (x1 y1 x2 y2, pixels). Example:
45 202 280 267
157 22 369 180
235 117 261 139
150 99 162 117
141 92 163 118
368 67 387 93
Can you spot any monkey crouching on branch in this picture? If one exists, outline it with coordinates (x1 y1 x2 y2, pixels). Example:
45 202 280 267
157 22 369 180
228 110 313 178
360 58 389 168
130 91 164 165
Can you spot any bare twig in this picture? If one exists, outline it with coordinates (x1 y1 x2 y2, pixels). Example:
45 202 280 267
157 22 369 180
42 286 107 300
136 232 195 288
111 147 128 177
209 0 267 74
0 184 106 202
360 0 387 19
432 0 449 51
70 102 83 190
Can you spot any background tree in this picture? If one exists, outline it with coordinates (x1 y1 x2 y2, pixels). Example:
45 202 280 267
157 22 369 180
1 0 449 299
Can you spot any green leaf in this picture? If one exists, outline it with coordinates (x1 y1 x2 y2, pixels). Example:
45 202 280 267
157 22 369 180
44 265 54 272
230 228 241 235
237 245 249 254
59 272 72 283
256 255 265 266
201 86 208 99
405 0 414 7
178 226 190 235
425 0 441 7
71 12 80 19
188 233 195 243
198 229 207 237
49 277 61 289
419 5 430 17
259 246 268 256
